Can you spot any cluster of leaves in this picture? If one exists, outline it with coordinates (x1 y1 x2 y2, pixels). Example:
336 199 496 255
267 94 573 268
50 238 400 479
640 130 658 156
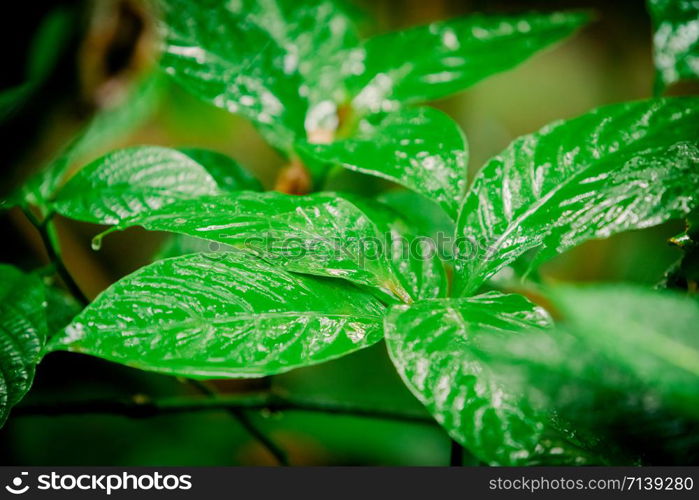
1 0 698 465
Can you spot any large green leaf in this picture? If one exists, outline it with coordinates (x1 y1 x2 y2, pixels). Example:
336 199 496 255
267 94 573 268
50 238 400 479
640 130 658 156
478 284 699 463
0 266 48 425
346 11 589 114
50 253 386 378
299 107 467 219
160 0 359 150
96 191 413 302
0 265 78 426
242 0 360 133
385 292 592 465
551 284 699 413
455 97 699 296
648 0 699 92
148 195 447 302
18 72 164 210
52 146 223 225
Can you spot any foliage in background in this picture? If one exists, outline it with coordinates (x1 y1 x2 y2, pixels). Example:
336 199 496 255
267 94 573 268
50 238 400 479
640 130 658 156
1 0 698 466
0 8 72 123
648 0 699 93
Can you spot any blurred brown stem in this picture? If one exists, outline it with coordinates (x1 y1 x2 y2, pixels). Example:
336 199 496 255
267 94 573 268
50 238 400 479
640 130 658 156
273 155 312 195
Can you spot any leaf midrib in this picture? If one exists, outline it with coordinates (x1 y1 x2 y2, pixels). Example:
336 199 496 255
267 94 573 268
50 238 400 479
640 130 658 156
70 310 383 338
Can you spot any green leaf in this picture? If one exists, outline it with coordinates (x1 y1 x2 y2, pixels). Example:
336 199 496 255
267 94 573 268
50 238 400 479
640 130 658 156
0 266 50 425
455 97 699 296
160 0 359 149
377 191 458 279
385 292 590 465
50 253 386 378
551 284 699 413
147 192 448 302
479 284 699 463
19 71 164 209
648 0 699 92
377 190 456 243
299 107 468 219
346 11 589 114
151 205 445 302
52 146 223 225
177 148 262 192
44 286 81 338
243 0 360 131
95 191 413 302
154 234 229 261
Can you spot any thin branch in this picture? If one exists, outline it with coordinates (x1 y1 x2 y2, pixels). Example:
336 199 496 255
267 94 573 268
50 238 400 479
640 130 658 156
40 218 89 305
229 408 289 466
186 380 289 466
22 207 89 306
14 391 434 425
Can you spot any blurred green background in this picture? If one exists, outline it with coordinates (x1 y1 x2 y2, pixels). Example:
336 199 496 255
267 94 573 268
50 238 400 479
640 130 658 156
0 0 695 465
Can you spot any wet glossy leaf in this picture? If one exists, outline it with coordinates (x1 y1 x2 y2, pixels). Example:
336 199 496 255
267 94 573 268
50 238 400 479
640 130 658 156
178 148 262 192
100 192 412 302
244 0 360 136
16 72 164 210
385 292 590 465
52 146 223 225
346 11 589 114
648 0 699 91
299 107 468 219
455 97 699 296
0 266 49 425
160 0 358 149
50 253 386 378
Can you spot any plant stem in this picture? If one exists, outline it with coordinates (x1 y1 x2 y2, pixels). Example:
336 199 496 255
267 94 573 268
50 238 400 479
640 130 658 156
187 380 289 466
41 221 89 306
15 391 434 425
22 207 89 306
